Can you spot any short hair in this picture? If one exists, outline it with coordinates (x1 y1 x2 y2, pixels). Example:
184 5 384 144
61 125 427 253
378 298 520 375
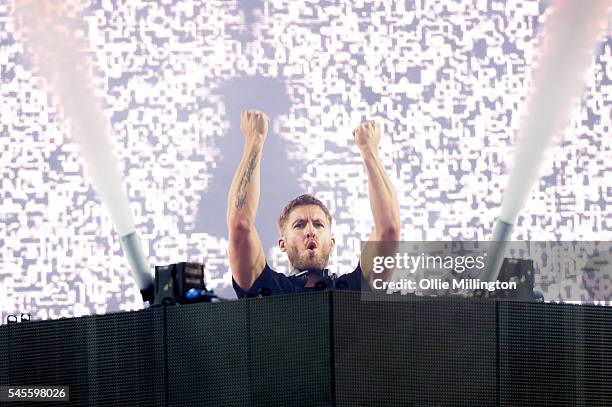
277 194 333 232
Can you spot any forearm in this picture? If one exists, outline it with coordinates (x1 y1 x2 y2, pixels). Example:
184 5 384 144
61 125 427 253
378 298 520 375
227 139 263 230
361 149 400 240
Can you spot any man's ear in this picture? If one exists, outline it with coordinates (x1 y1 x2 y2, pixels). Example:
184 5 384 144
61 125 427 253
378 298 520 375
330 236 336 251
278 237 286 252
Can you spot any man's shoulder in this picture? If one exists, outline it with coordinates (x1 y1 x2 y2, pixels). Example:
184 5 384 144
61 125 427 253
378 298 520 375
232 262 300 298
331 261 361 277
330 262 363 290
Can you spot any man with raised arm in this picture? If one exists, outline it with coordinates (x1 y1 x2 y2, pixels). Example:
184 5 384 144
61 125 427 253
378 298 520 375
227 109 400 298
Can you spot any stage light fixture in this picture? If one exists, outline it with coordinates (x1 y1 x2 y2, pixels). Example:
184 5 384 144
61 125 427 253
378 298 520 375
153 262 215 305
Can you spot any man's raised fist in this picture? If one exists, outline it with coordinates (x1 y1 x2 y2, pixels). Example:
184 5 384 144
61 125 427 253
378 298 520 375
353 120 381 152
240 109 269 141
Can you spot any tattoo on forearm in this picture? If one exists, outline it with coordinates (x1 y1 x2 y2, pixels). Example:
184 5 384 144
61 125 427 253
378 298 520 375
235 151 259 208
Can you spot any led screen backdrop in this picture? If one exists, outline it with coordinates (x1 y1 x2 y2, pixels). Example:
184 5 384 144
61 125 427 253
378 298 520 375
0 0 610 319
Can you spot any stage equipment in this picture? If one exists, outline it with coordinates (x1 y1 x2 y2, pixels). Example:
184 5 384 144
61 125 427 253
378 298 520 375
153 262 213 305
474 258 535 301
120 233 155 303
2 291 611 406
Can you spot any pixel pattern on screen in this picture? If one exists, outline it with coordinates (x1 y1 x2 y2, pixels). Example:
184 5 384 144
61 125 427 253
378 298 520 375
0 0 610 319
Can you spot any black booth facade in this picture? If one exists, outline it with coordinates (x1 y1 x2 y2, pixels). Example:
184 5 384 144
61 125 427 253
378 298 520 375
1 291 610 406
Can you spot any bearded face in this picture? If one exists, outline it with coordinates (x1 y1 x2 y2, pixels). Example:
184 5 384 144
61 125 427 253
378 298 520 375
278 205 335 272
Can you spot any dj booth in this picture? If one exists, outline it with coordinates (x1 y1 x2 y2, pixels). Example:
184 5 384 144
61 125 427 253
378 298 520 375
1 291 610 406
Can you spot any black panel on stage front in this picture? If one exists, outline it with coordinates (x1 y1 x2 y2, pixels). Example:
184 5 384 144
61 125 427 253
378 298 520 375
82 308 166 406
499 302 612 407
1 291 611 406
581 306 612 405
0 323 7 388
165 300 251 406
248 292 332 407
333 293 497 406
2 308 165 407
6 317 88 406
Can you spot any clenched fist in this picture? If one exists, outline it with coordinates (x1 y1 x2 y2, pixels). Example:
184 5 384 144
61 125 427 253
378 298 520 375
240 109 269 141
353 120 381 152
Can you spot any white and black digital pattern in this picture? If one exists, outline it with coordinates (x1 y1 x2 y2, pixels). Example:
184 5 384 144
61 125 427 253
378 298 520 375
0 0 610 319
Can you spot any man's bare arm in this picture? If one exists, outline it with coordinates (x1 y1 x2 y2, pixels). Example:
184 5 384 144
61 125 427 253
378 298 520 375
227 110 268 290
353 120 401 283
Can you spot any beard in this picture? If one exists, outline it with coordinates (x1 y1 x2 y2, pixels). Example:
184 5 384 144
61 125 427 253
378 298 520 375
286 244 331 271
